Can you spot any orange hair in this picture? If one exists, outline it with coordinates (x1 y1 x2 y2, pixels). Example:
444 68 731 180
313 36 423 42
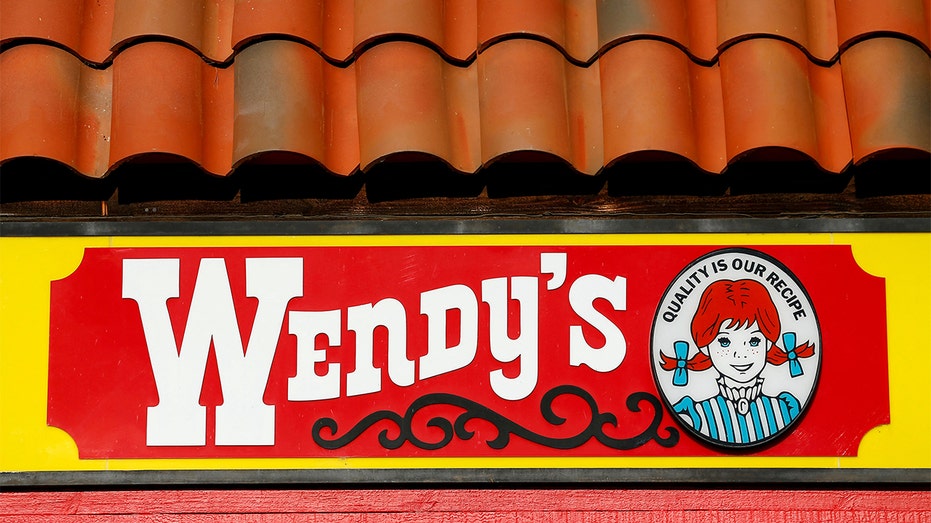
660 279 814 373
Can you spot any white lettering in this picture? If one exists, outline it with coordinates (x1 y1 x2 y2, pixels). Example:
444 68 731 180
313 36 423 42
216 258 302 445
482 277 539 400
288 310 341 401
123 252 636 438
419 284 478 379
568 274 627 372
123 257 301 447
540 252 567 290
346 298 413 395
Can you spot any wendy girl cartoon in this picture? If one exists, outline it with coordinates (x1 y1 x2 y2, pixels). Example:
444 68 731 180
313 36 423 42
660 278 816 446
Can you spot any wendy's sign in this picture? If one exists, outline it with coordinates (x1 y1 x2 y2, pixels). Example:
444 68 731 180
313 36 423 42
47 244 887 459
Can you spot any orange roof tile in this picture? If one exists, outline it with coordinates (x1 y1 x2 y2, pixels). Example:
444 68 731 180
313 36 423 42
841 37 931 162
1 1 928 181
4 0 929 64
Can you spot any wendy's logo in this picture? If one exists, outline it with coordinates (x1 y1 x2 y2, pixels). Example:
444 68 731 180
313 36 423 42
651 249 821 449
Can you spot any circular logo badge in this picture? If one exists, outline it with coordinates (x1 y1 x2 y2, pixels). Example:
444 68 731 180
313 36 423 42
651 248 821 449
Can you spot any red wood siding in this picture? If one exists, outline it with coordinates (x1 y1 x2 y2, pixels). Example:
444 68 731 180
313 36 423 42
3 489 929 522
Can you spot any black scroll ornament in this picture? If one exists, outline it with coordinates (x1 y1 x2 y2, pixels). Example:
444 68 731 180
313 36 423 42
311 385 679 451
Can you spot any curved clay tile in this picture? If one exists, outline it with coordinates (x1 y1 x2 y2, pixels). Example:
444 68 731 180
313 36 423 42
231 0 331 58
596 0 718 62
109 42 233 175
5 36 927 180
0 0 115 63
356 42 479 172
110 0 234 63
233 0 595 64
233 40 358 175
477 0 588 60
841 38 931 162
4 0 929 66
0 45 112 177
719 38 851 173
600 39 725 173
354 0 474 61
716 0 838 62
478 39 602 173
716 0 931 62
835 0 931 52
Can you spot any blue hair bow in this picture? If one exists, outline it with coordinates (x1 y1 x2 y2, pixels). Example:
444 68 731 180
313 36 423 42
672 340 690 386
783 332 803 377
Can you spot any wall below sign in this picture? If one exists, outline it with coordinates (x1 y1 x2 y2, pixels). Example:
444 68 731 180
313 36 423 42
2 489 929 521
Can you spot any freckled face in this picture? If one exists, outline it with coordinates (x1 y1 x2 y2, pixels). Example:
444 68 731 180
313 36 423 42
701 321 771 386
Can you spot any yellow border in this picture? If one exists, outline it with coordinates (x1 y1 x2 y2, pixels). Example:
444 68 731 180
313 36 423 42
1 233 929 472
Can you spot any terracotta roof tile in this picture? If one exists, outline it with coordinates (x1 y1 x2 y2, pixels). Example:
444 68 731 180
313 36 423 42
110 42 233 176
233 40 353 174
715 0 837 61
0 0 115 64
596 0 717 60
600 39 725 172
359 40 479 172
835 0 931 53
110 0 234 62
719 38 851 173
1 2 929 182
0 44 112 177
4 0 929 64
841 37 931 163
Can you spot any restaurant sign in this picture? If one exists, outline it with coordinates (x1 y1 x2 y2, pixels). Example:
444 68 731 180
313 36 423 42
1 232 929 481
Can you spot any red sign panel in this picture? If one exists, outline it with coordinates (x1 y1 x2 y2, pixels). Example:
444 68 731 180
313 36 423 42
47 245 888 458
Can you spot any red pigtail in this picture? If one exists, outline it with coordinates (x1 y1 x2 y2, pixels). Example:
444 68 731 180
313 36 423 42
660 351 713 372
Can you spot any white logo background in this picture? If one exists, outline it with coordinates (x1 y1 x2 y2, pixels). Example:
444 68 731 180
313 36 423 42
651 249 821 446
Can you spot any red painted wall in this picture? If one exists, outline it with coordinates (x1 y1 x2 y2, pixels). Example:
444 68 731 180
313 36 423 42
2 489 929 521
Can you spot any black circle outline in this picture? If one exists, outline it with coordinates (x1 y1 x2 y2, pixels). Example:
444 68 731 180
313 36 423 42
649 247 823 451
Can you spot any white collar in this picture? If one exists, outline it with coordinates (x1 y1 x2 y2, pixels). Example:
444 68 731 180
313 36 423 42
717 377 764 415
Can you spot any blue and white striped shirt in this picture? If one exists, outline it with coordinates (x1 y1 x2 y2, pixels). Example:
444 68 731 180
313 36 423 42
673 390 801 445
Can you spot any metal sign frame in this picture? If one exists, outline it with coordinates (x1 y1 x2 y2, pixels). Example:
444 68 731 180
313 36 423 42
2 218 929 487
